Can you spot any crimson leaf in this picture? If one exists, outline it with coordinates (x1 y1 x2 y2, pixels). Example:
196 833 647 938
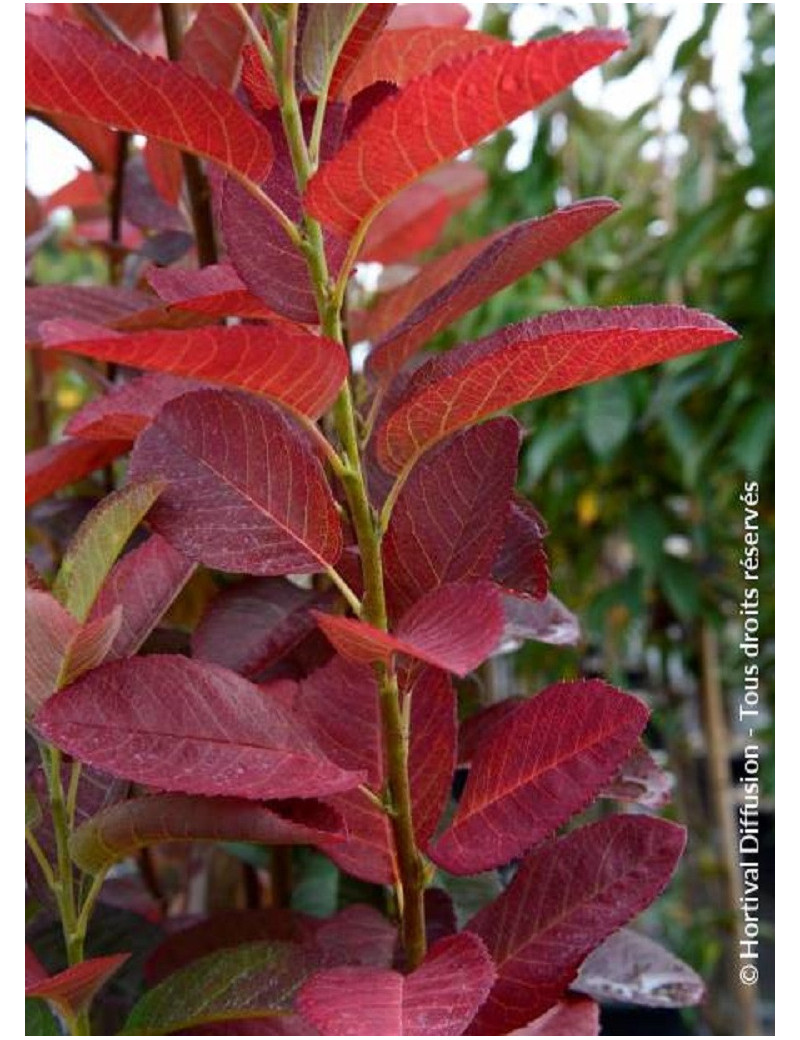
297 933 495 1035
431 680 648 873
128 389 343 576
41 320 347 420
305 30 627 236
35 655 364 800
70 794 344 874
383 418 520 616
26 14 274 185
465 815 687 1034
313 580 504 677
86 534 195 660
193 578 325 678
377 305 737 473
26 438 129 507
367 199 619 381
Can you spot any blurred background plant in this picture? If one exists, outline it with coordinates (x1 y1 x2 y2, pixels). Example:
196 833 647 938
428 3 774 1034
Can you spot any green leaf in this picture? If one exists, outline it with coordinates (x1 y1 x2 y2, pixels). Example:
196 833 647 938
660 557 701 622
523 414 578 483
122 941 321 1035
25 997 61 1035
627 502 671 577
291 848 339 918
728 399 774 474
579 377 635 460
53 481 165 622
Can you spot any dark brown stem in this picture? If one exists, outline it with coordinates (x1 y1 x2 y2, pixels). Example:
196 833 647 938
79 3 136 47
242 862 262 909
160 3 219 267
270 847 293 909
28 350 49 450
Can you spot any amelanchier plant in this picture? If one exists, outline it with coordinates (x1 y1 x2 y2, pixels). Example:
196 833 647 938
25 5 738 1035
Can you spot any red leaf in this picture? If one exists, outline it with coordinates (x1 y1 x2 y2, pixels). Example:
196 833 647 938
297 656 395 883
466 815 686 1034
298 657 383 787
45 168 109 215
181 4 249 87
26 285 159 344
313 904 398 968
147 264 283 321
66 373 202 442
313 581 504 677
298 933 495 1035
26 589 80 714
457 697 525 768
88 534 195 659
328 5 396 98
383 419 520 616
367 199 619 380
492 496 549 600
35 655 364 800
573 927 705 1008
377 305 738 473
218 107 346 323
144 138 183 204
387 4 470 28
26 952 130 1018
359 181 450 267
128 390 343 576
501 592 582 647
192 578 326 678
26 438 129 507
41 320 347 420
26 15 274 185
431 680 649 874
300 655 454 860
511 996 600 1036
342 26 500 100
240 34 280 115
25 591 120 714
357 162 485 267
600 742 674 810
70 794 345 874
408 667 456 848
324 790 397 885
305 30 627 236
146 910 319 985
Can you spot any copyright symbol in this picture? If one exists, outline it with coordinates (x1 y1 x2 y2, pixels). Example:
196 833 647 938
740 964 759 986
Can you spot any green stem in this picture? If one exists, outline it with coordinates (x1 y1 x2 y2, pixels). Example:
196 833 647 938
25 827 56 891
271 18 428 969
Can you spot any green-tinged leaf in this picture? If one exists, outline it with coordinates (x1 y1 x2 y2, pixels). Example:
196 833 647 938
70 794 344 874
579 377 635 460
436 869 503 929
301 4 365 94
25 588 122 714
122 941 322 1034
25 998 60 1035
292 849 340 918
53 481 165 623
